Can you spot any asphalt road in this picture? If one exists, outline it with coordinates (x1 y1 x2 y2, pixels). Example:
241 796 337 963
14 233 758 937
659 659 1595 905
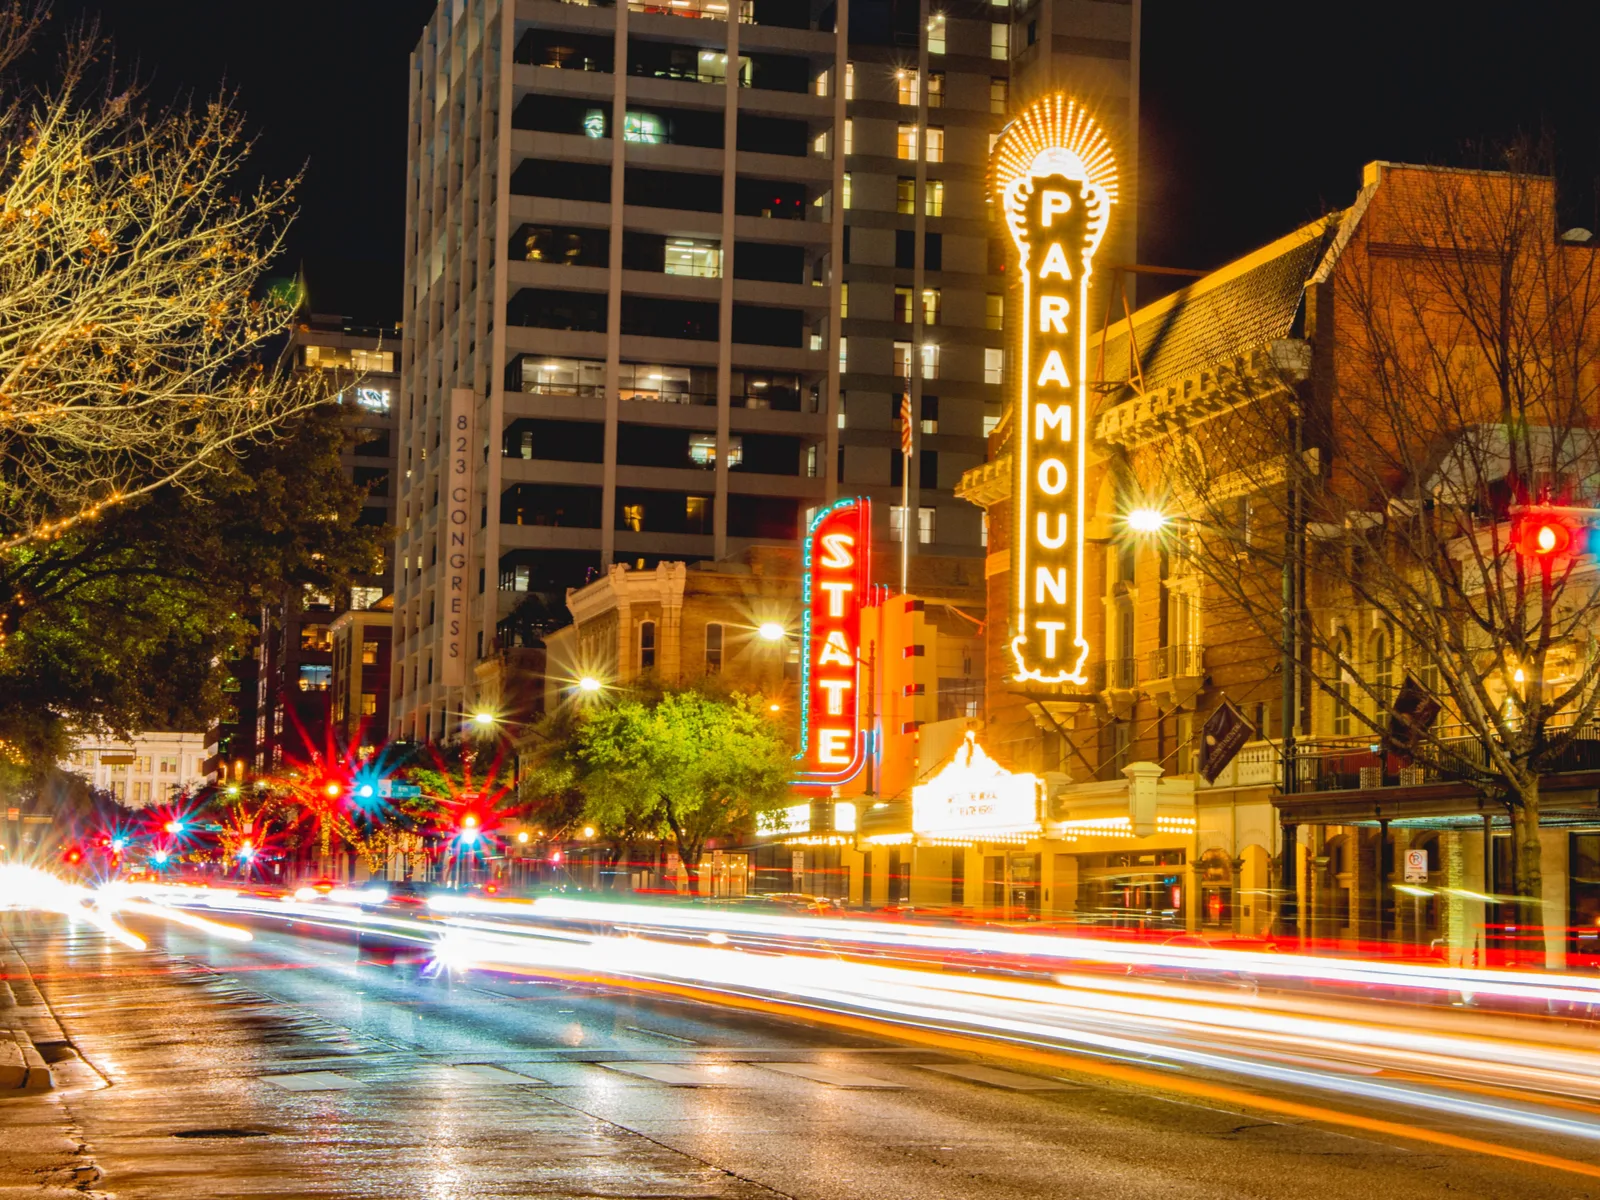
4 910 1599 1200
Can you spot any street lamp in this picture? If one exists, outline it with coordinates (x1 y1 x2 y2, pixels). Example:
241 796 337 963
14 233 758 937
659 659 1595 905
577 676 602 694
758 621 787 643
472 710 498 729
1127 507 1168 533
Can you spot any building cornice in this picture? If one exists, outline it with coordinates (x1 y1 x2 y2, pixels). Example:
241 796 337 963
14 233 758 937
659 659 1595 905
955 454 1012 509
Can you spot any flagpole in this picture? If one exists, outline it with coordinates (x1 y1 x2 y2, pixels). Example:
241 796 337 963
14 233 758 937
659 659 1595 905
901 449 910 593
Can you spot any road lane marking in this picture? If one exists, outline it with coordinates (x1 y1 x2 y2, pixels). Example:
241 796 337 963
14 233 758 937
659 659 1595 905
452 1064 548 1085
601 1063 737 1086
261 1071 362 1091
919 1064 1075 1090
760 1063 905 1089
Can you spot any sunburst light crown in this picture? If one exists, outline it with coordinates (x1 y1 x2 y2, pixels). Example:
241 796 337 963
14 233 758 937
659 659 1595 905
990 93 1118 208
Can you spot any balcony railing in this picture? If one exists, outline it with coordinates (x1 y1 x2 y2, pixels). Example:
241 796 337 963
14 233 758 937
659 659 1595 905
1143 643 1203 682
628 0 754 21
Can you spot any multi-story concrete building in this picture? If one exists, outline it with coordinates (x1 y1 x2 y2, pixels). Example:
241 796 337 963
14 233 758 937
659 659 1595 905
329 599 396 756
62 733 210 808
249 318 400 774
394 0 847 742
393 0 1137 744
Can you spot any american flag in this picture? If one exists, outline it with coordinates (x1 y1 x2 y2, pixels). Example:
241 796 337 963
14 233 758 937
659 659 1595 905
900 394 914 456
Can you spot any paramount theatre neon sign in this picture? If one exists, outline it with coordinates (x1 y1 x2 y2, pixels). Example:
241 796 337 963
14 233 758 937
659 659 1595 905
794 497 872 788
994 95 1117 685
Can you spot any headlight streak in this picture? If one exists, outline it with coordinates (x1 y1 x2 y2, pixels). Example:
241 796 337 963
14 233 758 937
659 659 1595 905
18 876 1600 1173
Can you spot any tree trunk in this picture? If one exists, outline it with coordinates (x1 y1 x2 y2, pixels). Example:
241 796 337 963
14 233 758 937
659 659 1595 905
1510 776 1544 966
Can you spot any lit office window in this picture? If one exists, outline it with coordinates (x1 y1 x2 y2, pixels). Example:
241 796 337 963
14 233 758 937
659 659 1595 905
663 238 722 278
897 176 915 215
986 293 1004 331
840 283 849 318
896 124 918 160
918 506 936 544
985 347 1003 385
927 14 945 53
583 108 607 138
623 112 666 143
622 503 644 532
303 346 395 373
983 412 1000 437
924 179 944 217
689 434 743 467
920 343 939 380
844 62 854 99
841 171 852 209
843 118 853 155
838 336 848 371
927 72 944 108
893 340 913 378
897 69 919 106
990 22 1008 58
922 288 941 326
889 505 906 543
923 127 944 163
298 665 332 692
895 287 914 324
990 77 1008 114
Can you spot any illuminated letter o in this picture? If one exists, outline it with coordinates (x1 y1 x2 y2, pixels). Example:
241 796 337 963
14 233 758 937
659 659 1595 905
1037 459 1068 495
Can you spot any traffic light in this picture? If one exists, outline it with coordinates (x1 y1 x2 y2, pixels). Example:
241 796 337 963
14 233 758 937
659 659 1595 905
1513 511 1577 565
458 811 481 843
62 846 83 866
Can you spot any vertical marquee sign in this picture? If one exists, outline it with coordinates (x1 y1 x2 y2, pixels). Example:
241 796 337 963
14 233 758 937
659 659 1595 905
993 95 1117 685
794 497 872 788
440 386 475 688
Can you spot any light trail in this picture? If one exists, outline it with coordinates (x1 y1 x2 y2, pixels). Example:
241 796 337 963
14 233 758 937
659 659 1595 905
16 876 1600 1177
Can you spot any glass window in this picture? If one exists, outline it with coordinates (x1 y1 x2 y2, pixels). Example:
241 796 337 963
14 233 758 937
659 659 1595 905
622 111 666 143
844 62 854 99
920 394 938 434
705 623 724 673
688 434 742 467
889 505 906 543
896 177 915 215
986 293 1004 331
301 624 332 652
298 665 332 692
918 506 936 544
521 357 605 395
843 118 852 155
303 345 395 373
362 640 380 665
838 336 848 371
921 288 940 326
361 692 378 716
618 363 715 404
924 179 943 217
686 495 709 533
894 287 914 324
920 342 939 379
927 72 944 108
640 620 657 671
983 412 1000 437
985 347 1003 384
990 22 1008 58
896 124 918 161
663 238 721 278
350 586 384 610
583 108 607 138
352 386 391 413
927 14 945 54
923 127 944 163
893 341 913 378
841 171 851 209
896 69 919 106
990 77 1008 114
839 283 848 319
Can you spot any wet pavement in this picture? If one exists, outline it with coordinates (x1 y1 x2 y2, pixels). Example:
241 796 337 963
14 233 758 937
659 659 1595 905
3 911 1598 1199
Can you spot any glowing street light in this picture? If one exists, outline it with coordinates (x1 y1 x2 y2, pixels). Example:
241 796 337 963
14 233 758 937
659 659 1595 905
582 825 596 839
758 621 787 643
323 782 342 799
237 841 255 861
164 820 185 835
472 710 498 729
151 850 170 866
577 676 602 694
516 830 530 844
1127 507 1168 534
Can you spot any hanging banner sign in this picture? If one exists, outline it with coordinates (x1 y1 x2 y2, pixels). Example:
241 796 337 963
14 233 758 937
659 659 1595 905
993 95 1118 685
440 387 475 687
794 497 871 788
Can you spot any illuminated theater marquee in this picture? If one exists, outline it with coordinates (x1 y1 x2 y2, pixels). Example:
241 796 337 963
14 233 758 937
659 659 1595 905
794 497 872 787
994 96 1117 685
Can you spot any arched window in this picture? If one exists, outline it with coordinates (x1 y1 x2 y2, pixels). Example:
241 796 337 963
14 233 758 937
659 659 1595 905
1371 628 1394 711
1332 631 1353 736
639 620 656 672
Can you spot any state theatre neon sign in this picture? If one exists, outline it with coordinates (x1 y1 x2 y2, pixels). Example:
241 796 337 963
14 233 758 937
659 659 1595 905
794 497 872 788
993 95 1117 685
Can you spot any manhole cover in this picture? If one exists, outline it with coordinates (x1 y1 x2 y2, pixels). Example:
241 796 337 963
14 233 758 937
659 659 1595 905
171 1129 272 1140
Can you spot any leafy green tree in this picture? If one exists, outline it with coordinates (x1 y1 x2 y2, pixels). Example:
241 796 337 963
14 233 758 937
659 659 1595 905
0 404 382 790
541 686 793 893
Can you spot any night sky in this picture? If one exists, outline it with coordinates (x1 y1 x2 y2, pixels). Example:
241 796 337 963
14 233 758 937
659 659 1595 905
53 1 1600 323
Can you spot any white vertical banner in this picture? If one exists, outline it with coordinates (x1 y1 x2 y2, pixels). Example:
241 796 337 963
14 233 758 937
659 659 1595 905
441 386 475 688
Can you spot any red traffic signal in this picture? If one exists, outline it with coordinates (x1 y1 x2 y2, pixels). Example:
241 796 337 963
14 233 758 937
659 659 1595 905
1513 512 1575 561
62 846 83 866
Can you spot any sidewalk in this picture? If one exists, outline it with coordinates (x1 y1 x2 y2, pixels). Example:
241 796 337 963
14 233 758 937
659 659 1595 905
0 920 104 1197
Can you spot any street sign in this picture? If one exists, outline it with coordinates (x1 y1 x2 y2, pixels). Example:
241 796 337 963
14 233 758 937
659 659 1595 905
1404 848 1428 883
378 780 422 799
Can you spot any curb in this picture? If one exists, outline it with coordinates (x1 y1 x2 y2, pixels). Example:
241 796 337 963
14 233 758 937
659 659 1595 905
0 929 64 1094
0 1025 52 1092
